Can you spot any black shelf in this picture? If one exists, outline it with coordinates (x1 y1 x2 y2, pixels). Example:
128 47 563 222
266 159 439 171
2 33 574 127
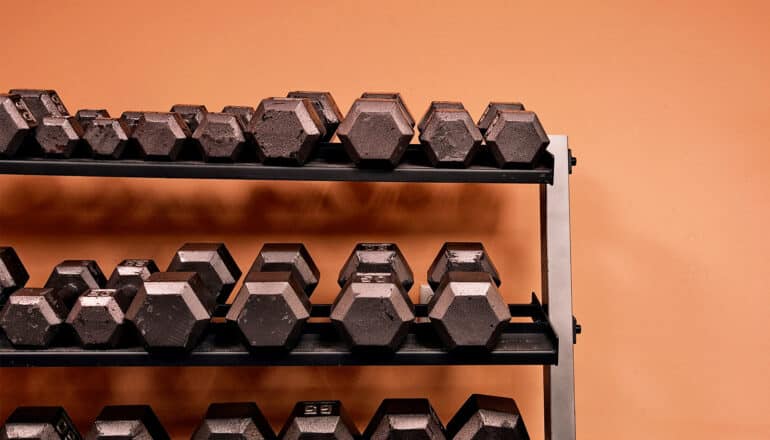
0 294 557 367
0 143 554 184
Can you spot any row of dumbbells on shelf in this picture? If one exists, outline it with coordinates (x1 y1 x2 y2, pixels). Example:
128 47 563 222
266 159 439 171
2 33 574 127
0 395 529 440
0 89 549 168
0 242 514 353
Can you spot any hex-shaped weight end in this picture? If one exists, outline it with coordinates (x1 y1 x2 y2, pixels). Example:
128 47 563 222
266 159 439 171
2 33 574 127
35 116 85 158
427 242 500 290
248 243 320 295
0 247 29 302
446 394 530 440
0 288 68 347
417 101 465 132
125 272 213 352
87 405 169 440
419 108 482 168
249 98 325 165
477 102 526 134
119 111 143 131
0 94 37 157
338 243 413 291
106 259 159 293
287 91 343 141
192 113 247 162
10 89 70 120
222 106 255 129
226 271 311 350
428 272 511 351
44 260 106 308
66 289 127 348
170 104 208 132
83 118 131 159
0 406 80 440
330 274 414 351
485 110 549 167
75 109 111 128
364 399 445 440
192 402 276 440
279 401 359 440
131 112 191 160
167 243 242 304
360 92 415 127
336 99 413 168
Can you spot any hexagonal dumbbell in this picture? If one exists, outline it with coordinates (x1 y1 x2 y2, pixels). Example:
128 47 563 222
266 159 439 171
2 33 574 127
9 89 88 158
426 243 511 351
0 247 30 304
222 106 255 129
287 91 343 141
170 104 208 132
418 102 483 168
66 259 159 348
336 98 414 168
0 406 81 440
0 94 37 157
279 401 359 440
226 243 319 351
481 104 549 167
126 243 241 352
86 405 169 440
130 112 192 160
361 92 415 127
75 109 110 129
81 117 132 159
363 399 446 439
446 394 530 440
0 260 106 347
191 402 275 440
192 113 248 162
248 97 326 165
330 243 415 352
476 102 525 135
119 111 143 131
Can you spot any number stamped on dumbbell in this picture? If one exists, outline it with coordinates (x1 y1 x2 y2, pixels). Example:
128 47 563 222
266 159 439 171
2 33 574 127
303 402 334 416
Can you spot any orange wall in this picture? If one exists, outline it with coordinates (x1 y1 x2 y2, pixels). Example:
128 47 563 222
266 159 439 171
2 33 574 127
1 1 769 438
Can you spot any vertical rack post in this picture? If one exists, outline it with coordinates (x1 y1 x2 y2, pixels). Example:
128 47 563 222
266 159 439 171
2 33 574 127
540 136 576 440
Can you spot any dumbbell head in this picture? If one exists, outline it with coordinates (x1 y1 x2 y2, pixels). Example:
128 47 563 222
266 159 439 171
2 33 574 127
0 247 29 304
364 399 445 440
446 394 530 440
0 406 80 440
86 405 169 440
222 106 255 129
82 118 131 159
192 113 247 162
0 94 37 157
427 242 500 290
130 112 191 160
336 99 414 168
279 401 359 440
9 89 69 121
330 273 414 352
476 102 525 135
287 91 343 141
484 110 549 167
338 243 413 291
170 104 208 132
192 402 275 440
417 101 465 132
227 244 319 350
35 116 86 157
66 259 158 347
248 97 325 165
360 92 415 127
418 107 483 168
75 109 110 129
119 111 143 131
167 242 242 304
44 260 107 307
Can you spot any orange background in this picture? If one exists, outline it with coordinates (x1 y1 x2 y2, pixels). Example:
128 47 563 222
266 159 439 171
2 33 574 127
1 0 769 438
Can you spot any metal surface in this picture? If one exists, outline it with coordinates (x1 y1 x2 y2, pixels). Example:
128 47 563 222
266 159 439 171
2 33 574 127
541 137 576 440
0 143 554 183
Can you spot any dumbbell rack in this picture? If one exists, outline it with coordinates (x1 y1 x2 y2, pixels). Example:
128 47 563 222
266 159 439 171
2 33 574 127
0 136 577 440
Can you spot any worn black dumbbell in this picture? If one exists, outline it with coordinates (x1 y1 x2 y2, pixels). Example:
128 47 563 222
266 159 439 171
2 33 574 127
418 102 483 168
222 106 255 129
476 102 525 135
0 406 81 440
479 102 549 167
119 111 143 131
75 109 110 129
279 401 359 440
65 259 158 348
130 112 192 160
192 112 248 162
336 97 414 168
0 94 37 157
330 243 415 352
361 92 415 127
364 399 445 439
0 260 106 347
9 89 88 158
170 104 208 132
126 243 241 352
191 402 275 440
426 243 511 351
0 247 29 304
86 405 169 440
226 243 319 351
446 394 530 440
248 97 326 165
286 91 343 141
